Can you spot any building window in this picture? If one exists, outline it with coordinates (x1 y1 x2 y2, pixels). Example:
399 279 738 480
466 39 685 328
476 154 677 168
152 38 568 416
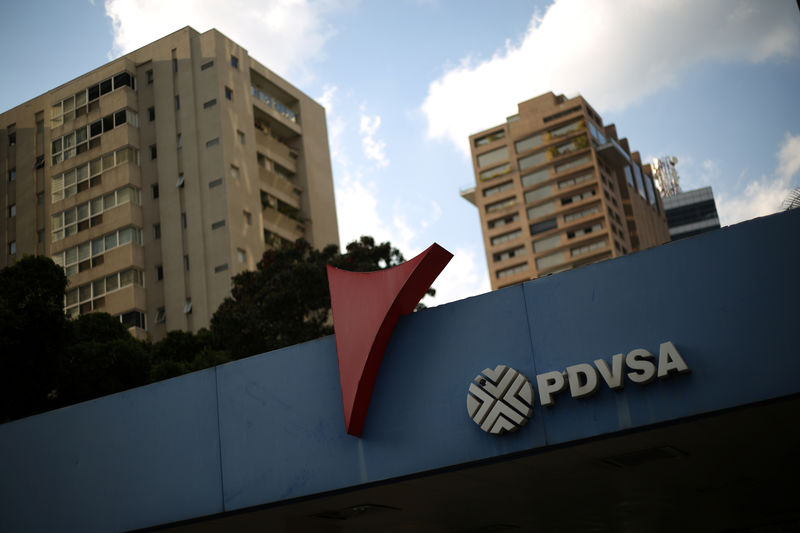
153 224 161 239
236 130 245 144
155 307 166 323
35 156 45 169
206 137 219 147
497 263 528 279
211 220 225 230
8 204 16 218
8 241 16 255
50 186 139 242
184 255 190 271
51 146 139 203
487 213 519 230
475 130 505 147
8 132 16 146
530 218 558 236
208 178 223 188
181 212 187 228
38 230 44 244
485 196 517 214
477 146 509 168
243 210 252 225
148 107 155 121
231 55 239 69
150 144 157 159
230 165 239 179
561 188 596 206
152 184 159 199
237 248 246 263
156 265 163 281
483 181 513 198
37 192 44 205
480 163 511 181
175 95 180 110
8 168 15 181
493 246 525 263
52 227 143 276
176 173 185 188
120 310 146 329
201 60 214 70
172 57 178 73
225 87 233 100
536 251 564 271
203 99 217 109
50 108 138 166
571 238 607 257
184 299 192 314
490 229 522 246
214 264 228 273
146 69 153 84
176 133 182 148
533 234 562 253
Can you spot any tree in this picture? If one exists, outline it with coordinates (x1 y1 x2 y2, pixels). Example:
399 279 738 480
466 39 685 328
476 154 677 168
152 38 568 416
783 187 800 210
210 236 424 359
0 256 69 421
150 329 231 381
54 312 151 406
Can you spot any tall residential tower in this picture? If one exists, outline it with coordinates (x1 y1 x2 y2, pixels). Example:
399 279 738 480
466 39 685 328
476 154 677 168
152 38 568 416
462 92 669 289
0 27 339 340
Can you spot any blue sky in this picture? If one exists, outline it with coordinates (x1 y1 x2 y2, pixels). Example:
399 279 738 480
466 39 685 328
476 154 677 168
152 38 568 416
2 0 799 305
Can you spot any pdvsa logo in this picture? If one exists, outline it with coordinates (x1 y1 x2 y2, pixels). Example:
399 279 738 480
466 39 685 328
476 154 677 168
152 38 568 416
467 365 534 434
467 341 690 435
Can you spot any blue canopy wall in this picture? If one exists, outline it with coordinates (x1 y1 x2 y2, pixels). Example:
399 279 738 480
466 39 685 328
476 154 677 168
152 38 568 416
1 209 798 532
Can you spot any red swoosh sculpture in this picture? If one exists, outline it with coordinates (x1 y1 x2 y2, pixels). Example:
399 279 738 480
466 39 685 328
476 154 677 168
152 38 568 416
327 243 453 437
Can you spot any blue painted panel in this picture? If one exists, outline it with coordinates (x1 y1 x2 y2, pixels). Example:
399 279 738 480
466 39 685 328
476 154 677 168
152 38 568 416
0 369 223 532
216 286 542 511
361 285 546 477
2 210 799 532
523 210 800 446
216 336 362 511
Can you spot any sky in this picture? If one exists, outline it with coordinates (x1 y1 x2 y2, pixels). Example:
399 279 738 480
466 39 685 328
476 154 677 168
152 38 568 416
1 0 799 306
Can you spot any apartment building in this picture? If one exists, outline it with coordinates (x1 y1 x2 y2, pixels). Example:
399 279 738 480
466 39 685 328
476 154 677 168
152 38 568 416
462 92 669 289
662 187 721 240
0 27 339 340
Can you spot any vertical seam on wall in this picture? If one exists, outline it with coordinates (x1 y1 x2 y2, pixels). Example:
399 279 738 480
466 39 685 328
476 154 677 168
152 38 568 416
213 366 227 512
519 282 550 445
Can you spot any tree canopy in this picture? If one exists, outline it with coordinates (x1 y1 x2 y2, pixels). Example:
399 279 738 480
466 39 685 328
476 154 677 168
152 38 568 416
210 236 420 359
1 237 428 422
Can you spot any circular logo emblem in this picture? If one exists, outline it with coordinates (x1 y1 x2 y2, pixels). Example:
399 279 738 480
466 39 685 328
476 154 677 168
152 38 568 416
467 365 534 434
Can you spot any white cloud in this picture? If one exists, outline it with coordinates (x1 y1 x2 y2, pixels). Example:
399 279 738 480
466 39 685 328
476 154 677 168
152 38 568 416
776 131 800 182
358 105 389 168
104 0 348 80
423 246 490 307
422 0 800 155
716 132 800 225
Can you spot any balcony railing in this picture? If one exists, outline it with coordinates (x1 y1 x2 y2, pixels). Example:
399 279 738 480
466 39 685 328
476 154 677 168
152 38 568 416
251 86 297 123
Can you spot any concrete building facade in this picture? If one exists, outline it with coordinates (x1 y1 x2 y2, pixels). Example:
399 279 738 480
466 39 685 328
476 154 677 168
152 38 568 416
0 27 339 340
462 92 669 290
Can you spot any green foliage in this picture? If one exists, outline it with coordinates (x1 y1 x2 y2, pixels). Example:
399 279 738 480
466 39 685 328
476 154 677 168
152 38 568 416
150 329 231 381
0 256 69 421
53 312 150 406
1 237 424 422
210 236 426 359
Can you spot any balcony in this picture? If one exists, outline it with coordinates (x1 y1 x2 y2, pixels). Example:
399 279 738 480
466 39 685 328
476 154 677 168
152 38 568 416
460 186 476 206
259 166 302 205
261 203 305 242
255 129 297 174
251 85 301 137
594 137 631 168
